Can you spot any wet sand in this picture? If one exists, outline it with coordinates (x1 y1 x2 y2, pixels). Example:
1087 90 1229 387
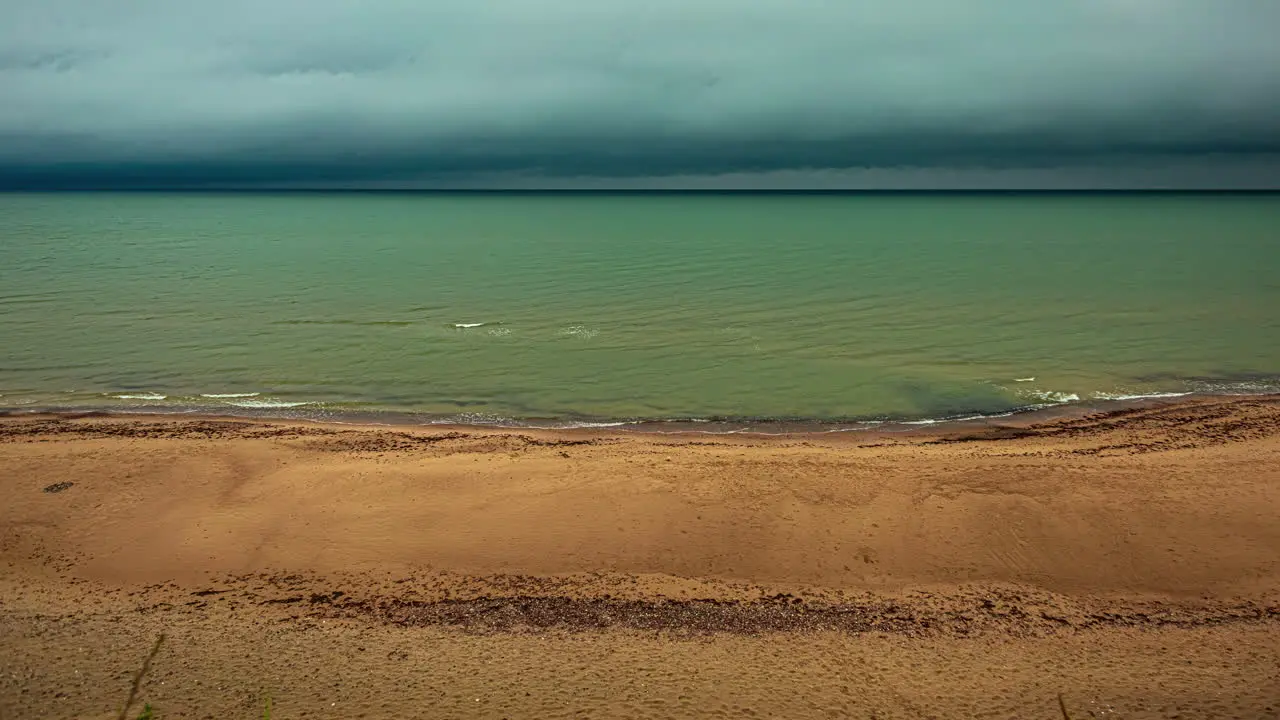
2 397 1279 718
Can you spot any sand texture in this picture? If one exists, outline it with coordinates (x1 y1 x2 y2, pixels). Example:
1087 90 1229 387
2 397 1280 718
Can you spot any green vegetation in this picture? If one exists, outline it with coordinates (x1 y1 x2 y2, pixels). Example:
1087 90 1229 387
117 634 164 720
115 634 273 719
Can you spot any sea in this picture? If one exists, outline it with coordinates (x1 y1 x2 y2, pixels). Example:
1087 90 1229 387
2 191 1278 431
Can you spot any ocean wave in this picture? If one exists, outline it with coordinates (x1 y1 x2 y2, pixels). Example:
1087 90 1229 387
560 325 599 338
425 411 508 425
276 320 415 326
1185 379 1280 395
453 322 487 329
523 420 632 429
901 411 1019 425
1021 390 1080 404
1013 377 1036 382
1091 391 1191 401
423 413 641 429
16 376 1276 431
222 399 313 408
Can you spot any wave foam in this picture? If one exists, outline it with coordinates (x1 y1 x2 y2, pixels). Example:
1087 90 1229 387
1027 390 1080 404
902 411 1017 426
453 322 487 328
112 393 167 401
201 393 261 399
1187 380 1280 395
223 399 313 408
524 420 632 429
1091 391 1191 401
560 325 599 339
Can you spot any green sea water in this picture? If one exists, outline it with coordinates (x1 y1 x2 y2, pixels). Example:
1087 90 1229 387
2 192 1278 428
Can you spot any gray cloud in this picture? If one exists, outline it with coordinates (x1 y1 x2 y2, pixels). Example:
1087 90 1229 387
2 0 1279 188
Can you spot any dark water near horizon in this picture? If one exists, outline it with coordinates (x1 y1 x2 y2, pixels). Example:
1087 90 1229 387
2 192 1278 429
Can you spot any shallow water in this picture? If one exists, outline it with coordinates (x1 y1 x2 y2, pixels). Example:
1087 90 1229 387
2 192 1278 425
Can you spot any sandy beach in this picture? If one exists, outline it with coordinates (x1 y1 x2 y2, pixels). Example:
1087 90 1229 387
3 396 1279 718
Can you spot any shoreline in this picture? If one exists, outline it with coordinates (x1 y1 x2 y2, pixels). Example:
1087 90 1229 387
0 388 1242 438
4 394 1280 717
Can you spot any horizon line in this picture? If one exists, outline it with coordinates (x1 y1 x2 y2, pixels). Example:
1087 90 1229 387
2 188 1278 195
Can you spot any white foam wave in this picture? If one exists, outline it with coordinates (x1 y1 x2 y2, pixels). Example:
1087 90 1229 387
223 399 313 408
646 428 751 435
453 322 486 328
560 325 599 338
1013 377 1036 382
1091 391 1191 401
1187 380 1280 395
1028 391 1080 404
113 393 167 401
902 411 1015 426
426 412 507 425
525 420 631 429
201 393 261 399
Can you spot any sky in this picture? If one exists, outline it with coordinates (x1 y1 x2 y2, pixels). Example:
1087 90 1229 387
2 0 1279 190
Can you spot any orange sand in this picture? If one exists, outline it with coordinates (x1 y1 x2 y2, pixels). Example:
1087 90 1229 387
2 397 1279 718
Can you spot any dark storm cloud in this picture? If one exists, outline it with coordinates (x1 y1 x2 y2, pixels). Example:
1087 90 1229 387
2 0 1279 188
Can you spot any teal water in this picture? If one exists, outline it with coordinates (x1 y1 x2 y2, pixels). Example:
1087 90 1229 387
2 192 1278 427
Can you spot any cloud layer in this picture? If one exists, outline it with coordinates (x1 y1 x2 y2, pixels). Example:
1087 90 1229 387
3 0 1279 188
